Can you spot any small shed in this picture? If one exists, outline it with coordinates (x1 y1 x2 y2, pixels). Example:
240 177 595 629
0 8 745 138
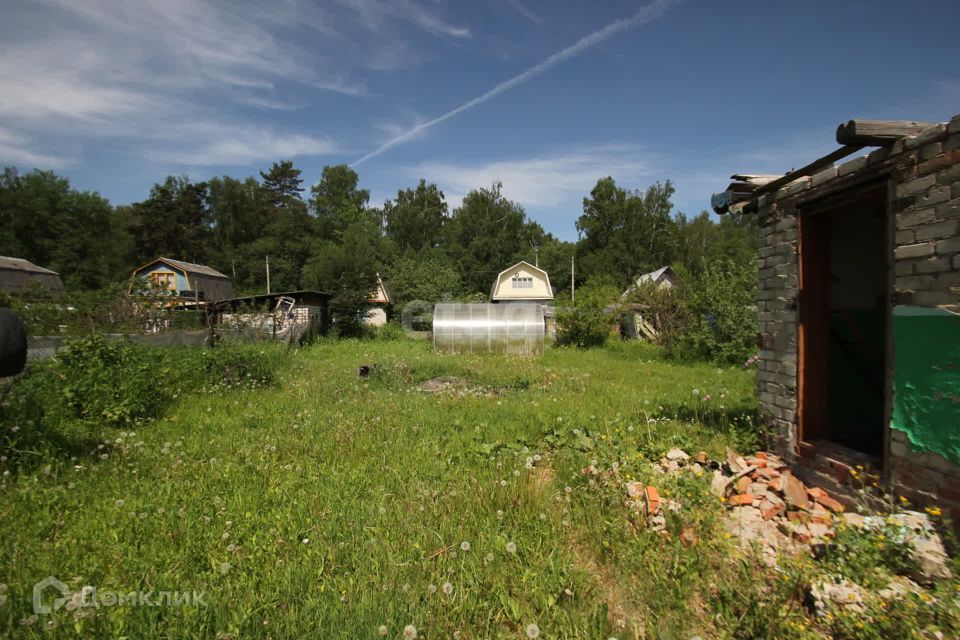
491 261 553 304
216 290 331 341
131 257 233 303
711 114 960 518
0 256 65 296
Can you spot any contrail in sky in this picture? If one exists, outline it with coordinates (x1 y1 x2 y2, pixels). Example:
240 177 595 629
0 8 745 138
352 0 678 165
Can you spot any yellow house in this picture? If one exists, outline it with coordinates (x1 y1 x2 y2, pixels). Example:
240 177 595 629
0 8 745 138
490 261 553 304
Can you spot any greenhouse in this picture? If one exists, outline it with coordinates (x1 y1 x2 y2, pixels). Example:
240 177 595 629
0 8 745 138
433 303 545 355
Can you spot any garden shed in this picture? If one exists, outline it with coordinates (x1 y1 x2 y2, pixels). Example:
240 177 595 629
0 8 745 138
0 256 64 296
712 114 960 518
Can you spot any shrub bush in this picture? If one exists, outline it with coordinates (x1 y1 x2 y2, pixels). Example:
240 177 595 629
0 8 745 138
669 256 757 365
555 278 621 349
0 335 282 468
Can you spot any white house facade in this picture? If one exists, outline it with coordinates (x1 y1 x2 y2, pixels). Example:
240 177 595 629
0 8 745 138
490 261 553 304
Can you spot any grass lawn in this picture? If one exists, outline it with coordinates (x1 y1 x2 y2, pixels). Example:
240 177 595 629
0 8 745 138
0 338 955 638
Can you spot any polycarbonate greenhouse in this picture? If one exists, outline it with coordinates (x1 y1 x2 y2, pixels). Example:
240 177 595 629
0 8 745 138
433 303 545 355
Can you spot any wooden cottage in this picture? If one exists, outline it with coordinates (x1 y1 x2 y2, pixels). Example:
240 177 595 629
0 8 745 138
712 115 960 518
131 257 233 303
0 256 65 296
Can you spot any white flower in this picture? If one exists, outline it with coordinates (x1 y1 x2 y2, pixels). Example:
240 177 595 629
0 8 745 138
378 625 388 636
525 462 533 470
403 624 418 639
114 499 124 508
442 581 453 596
564 486 572 494
496 509 504 518
533 454 541 462
218 562 231 574
499 480 507 487
526 623 540 638
485 552 494 563
460 541 470 552
692 388 700 396
302 538 309 544
506 541 517 554
427 584 437 594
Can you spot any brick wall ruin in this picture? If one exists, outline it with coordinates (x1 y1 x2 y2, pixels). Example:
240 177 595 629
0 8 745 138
754 113 960 518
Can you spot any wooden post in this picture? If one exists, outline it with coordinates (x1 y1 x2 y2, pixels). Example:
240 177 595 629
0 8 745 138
571 254 575 303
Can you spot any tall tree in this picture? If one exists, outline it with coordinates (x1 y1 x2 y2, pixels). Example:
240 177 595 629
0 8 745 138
309 165 371 239
442 182 542 295
126 176 211 266
576 178 677 286
259 160 304 207
383 179 448 253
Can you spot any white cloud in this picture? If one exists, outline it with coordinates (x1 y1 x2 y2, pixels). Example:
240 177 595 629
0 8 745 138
416 145 655 211
147 128 338 166
506 0 545 26
336 0 471 39
0 127 69 169
0 0 355 168
353 0 678 164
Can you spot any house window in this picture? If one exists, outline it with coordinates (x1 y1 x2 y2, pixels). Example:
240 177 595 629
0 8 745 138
150 272 176 291
511 276 533 289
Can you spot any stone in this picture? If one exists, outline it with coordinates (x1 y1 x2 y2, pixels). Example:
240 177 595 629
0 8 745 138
624 481 644 500
729 494 755 506
808 580 867 617
815 495 845 513
783 473 810 510
695 451 709 464
725 448 743 473
910 535 952 584
666 447 690 462
760 501 785 521
735 476 752 494
711 472 731 497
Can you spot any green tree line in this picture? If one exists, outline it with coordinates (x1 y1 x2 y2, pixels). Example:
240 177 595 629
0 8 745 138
0 162 756 320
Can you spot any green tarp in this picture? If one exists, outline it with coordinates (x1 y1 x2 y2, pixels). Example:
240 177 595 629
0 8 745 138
891 306 960 465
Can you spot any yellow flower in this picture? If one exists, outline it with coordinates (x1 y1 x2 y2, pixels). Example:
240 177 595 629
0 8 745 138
925 506 942 517
849 468 858 477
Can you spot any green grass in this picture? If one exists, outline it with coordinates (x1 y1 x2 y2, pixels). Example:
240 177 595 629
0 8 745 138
0 338 954 638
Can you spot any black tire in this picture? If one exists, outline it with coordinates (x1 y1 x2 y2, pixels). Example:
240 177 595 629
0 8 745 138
0 309 27 377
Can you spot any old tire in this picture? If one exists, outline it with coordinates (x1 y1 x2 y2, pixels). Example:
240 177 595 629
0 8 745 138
0 309 27 377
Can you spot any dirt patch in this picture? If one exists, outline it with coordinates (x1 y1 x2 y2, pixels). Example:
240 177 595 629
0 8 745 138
530 461 555 491
416 377 507 397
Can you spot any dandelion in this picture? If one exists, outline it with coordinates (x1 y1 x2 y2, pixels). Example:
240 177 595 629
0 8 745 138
427 584 437 595
525 457 533 465
403 624 418 639
513 470 520 477
302 538 309 544
218 562 231 574
564 486 572 494
138 512 147 520
526 623 540 638
114 499 125 508
485 552 494 563
460 541 471 552
925 506 942 517
378 625 388 636
500 480 507 487
533 454 541 462
442 581 453 596
506 541 517 554
525 462 533 470
692 389 700 396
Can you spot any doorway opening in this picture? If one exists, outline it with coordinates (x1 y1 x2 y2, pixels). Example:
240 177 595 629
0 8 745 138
798 183 888 458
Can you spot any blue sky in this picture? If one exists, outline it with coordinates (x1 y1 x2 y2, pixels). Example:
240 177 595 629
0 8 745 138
1 0 958 240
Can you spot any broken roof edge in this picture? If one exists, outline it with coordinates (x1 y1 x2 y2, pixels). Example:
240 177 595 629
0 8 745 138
712 113 960 215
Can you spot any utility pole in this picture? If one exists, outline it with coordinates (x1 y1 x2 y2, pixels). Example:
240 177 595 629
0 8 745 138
534 248 539 267
571 254 575 303
265 255 271 295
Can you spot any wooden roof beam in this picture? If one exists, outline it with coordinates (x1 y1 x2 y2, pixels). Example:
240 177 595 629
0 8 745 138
836 119 936 146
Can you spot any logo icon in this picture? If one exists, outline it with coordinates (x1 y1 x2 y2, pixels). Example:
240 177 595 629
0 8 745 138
33 576 69 614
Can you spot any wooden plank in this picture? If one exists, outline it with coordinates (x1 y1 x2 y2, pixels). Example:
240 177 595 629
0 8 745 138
836 119 936 146
749 145 864 200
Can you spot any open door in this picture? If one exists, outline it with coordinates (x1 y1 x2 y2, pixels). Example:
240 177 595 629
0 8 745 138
798 184 889 457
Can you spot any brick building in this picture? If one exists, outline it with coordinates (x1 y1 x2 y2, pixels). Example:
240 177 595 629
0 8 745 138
712 114 960 518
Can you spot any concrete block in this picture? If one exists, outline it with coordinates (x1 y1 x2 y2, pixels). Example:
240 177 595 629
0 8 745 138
811 166 838 187
896 207 936 228
894 260 914 276
936 200 960 220
905 124 946 148
915 220 959 241
914 257 952 274
896 229 916 244
896 174 937 198
920 142 943 161
895 276 926 291
837 154 868 176
894 242 936 260
936 236 960 255
917 187 951 208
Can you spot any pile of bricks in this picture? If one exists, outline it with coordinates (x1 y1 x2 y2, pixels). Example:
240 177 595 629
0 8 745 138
712 448 846 545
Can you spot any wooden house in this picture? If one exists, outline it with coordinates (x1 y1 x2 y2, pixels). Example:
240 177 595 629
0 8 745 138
130 257 233 303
